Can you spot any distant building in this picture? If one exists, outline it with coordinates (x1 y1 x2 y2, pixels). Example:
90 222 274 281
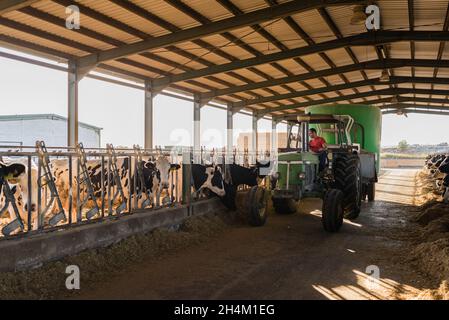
236 132 289 152
0 114 102 148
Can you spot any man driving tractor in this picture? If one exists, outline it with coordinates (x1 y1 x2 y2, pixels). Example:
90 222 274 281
308 128 327 172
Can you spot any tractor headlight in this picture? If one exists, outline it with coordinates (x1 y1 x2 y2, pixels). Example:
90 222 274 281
298 173 306 180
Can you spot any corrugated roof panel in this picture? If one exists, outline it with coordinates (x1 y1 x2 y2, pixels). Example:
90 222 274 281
170 41 231 65
106 59 159 78
226 24 284 55
379 0 409 31
290 9 337 44
324 48 354 66
149 48 207 70
413 83 432 90
209 73 247 86
133 0 201 30
3 11 115 52
251 88 276 97
437 69 449 77
177 80 212 93
300 54 330 71
303 78 326 88
414 0 449 31
414 67 435 77
393 67 413 76
275 59 308 75
343 71 365 82
250 63 287 79
433 84 449 90
199 34 256 60
192 0 240 21
363 69 383 79
350 46 379 63
283 82 307 92
80 0 171 37
252 19 305 50
32 1 141 44
389 42 412 59
188 77 228 90
229 68 267 83
127 54 184 75
266 86 290 95
0 24 85 56
325 5 367 38
415 41 440 59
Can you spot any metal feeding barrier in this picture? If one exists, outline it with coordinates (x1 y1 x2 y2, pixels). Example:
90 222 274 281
76 143 100 221
0 142 273 239
0 177 24 236
36 141 67 228
0 141 184 239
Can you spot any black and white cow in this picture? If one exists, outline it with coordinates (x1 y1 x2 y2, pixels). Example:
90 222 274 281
50 155 180 216
225 161 271 187
191 164 226 198
190 161 271 210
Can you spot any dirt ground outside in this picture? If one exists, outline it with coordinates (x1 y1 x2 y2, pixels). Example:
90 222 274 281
2 168 447 300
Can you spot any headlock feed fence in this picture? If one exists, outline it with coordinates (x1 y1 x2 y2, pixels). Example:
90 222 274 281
0 141 274 240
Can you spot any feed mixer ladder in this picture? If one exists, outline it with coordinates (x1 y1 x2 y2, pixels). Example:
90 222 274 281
133 145 151 209
76 143 100 221
106 144 127 215
36 141 66 228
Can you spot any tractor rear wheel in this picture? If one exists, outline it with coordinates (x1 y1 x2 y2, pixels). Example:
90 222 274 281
333 153 362 220
247 186 268 227
322 189 344 232
272 196 297 215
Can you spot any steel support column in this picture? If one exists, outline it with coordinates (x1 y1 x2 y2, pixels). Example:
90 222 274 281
271 119 278 157
226 104 234 164
252 111 258 163
144 80 154 149
193 95 201 164
67 60 79 148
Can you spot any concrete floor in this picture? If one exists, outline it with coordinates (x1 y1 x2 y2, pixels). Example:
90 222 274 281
76 169 428 300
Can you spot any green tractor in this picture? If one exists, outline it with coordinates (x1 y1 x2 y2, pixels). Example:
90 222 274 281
271 114 377 232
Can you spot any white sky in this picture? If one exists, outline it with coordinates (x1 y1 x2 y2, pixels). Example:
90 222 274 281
0 49 448 149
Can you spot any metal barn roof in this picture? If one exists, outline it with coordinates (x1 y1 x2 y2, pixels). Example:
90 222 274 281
2 0 449 117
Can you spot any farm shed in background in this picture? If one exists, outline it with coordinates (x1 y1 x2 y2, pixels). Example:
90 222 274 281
0 114 102 148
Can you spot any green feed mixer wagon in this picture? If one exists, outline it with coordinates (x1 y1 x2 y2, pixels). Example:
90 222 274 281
271 105 381 232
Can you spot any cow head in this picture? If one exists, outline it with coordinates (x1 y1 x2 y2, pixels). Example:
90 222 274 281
0 162 26 182
155 156 180 189
204 165 226 197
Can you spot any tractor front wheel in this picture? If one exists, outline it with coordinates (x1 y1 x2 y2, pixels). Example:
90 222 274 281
322 189 344 233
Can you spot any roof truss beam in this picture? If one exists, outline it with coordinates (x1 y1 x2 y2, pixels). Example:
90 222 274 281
201 58 449 100
383 109 449 116
75 0 359 70
381 103 449 111
259 87 449 115
151 31 449 91
232 76 449 108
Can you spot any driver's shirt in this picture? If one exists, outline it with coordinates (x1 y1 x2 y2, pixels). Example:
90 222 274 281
309 136 326 153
